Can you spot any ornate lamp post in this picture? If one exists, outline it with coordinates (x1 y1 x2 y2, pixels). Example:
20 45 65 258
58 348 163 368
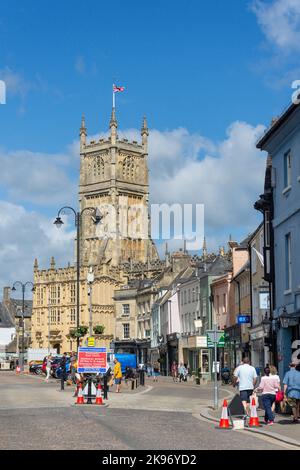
53 206 102 351
11 281 35 371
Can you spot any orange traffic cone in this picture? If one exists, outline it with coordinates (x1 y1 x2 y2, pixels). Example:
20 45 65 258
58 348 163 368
219 399 230 428
75 383 85 405
249 398 260 427
95 383 104 405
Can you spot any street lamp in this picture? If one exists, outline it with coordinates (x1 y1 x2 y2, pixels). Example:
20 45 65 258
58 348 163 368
54 206 102 351
262 312 271 336
11 281 35 371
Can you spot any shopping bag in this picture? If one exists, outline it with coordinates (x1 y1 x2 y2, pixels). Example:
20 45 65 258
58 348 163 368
275 390 284 403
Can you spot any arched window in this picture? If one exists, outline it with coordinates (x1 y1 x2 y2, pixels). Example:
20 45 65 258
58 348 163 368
94 156 105 178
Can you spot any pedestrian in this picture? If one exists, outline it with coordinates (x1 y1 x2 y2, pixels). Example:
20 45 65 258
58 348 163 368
146 362 152 377
44 355 52 382
171 361 178 382
70 352 77 384
256 365 281 425
152 360 160 382
178 363 187 382
283 362 300 423
233 357 258 415
59 352 68 391
269 365 281 413
113 358 122 393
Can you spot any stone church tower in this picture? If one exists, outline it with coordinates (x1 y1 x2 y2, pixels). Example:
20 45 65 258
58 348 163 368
30 109 163 353
78 109 159 267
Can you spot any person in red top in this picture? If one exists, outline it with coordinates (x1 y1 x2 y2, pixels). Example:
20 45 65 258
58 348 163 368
171 361 178 382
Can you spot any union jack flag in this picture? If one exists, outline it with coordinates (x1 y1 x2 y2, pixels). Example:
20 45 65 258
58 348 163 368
113 84 125 92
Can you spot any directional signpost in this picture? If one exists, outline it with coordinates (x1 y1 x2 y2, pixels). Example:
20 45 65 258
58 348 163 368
206 326 224 410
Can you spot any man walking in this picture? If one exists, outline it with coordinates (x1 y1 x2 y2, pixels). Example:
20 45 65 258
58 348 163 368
113 358 122 393
233 357 257 414
59 353 68 391
283 362 300 423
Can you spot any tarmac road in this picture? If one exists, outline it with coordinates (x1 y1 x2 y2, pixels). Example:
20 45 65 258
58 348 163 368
0 372 293 450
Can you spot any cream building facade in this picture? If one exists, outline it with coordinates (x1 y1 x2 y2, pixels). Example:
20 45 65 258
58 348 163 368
31 109 163 353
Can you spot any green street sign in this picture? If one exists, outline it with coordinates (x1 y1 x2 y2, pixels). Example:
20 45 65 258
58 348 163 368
206 331 225 348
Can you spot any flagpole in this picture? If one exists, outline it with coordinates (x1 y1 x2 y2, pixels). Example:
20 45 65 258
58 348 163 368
112 84 115 109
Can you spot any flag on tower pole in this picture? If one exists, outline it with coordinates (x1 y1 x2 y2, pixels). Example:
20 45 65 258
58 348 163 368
112 84 125 108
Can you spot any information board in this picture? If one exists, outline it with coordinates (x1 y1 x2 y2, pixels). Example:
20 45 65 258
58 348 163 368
77 347 107 373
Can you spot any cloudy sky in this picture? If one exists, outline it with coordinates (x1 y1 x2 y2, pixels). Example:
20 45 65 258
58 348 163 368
0 0 299 296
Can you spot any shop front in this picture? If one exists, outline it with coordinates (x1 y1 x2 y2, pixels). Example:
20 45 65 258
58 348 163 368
224 324 242 370
181 335 211 381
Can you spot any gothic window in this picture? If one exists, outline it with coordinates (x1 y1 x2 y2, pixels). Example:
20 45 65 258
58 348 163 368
93 156 105 178
122 156 135 181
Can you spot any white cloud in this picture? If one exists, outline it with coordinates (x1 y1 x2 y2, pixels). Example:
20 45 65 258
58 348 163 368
0 148 77 206
0 201 75 297
0 121 266 291
251 0 300 51
149 121 266 231
0 66 31 99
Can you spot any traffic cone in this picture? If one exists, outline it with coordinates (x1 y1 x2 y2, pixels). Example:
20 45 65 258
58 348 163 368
95 383 103 405
75 383 85 405
249 398 260 427
219 399 230 428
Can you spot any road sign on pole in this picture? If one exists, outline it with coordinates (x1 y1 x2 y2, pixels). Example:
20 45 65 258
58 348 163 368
78 347 107 374
206 326 223 410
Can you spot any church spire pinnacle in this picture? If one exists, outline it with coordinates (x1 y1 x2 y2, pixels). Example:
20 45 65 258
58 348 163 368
109 107 118 145
79 113 87 150
202 236 207 259
141 116 149 152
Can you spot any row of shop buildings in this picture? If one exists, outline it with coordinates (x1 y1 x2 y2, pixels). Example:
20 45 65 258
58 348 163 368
113 98 300 378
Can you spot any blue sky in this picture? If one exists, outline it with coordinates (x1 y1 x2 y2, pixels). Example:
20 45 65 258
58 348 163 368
1 0 300 292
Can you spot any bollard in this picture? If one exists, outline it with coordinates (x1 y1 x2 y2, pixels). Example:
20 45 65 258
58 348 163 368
103 375 108 400
86 377 93 404
131 379 135 390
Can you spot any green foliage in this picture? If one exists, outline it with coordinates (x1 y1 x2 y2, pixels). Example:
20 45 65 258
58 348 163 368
69 325 88 338
93 324 105 335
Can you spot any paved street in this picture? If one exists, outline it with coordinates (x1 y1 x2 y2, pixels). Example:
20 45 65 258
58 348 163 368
0 372 294 450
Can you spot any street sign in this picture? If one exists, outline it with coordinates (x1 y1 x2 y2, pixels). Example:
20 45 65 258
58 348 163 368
87 337 95 347
78 347 107 373
206 330 225 348
212 361 220 373
237 315 251 324
196 336 207 348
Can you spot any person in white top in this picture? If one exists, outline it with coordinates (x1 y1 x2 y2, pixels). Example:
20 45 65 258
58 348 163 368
256 366 281 425
233 357 257 414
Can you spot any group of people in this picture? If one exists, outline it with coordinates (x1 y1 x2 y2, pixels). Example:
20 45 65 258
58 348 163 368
171 361 188 382
233 357 300 425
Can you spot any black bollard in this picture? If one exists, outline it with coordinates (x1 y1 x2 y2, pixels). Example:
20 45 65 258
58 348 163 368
86 377 93 404
103 375 108 400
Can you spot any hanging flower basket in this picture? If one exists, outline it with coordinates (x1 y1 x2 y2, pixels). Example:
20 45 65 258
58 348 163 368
69 325 88 338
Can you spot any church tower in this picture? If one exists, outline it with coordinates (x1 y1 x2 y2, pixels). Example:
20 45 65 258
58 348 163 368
78 108 159 267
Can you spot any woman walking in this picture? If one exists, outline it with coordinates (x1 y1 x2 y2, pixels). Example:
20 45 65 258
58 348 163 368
257 365 281 425
152 360 160 382
171 361 178 382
